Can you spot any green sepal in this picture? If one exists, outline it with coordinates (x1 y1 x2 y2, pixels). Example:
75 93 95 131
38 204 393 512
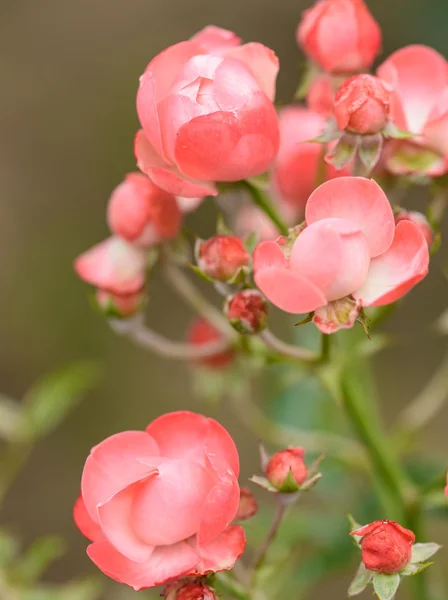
410 542 442 564
372 572 400 600
348 562 373 596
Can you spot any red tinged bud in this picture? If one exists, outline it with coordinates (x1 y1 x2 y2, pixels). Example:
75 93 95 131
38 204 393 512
395 210 433 248
235 487 259 521
351 520 415 574
197 236 250 281
266 448 308 491
334 75 391 135
186 318 235 369
225 289 268 334
95 289 144 318
297 0 382 75
163 580 218 600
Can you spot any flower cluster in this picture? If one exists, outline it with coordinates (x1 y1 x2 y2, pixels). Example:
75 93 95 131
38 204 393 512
72 1 446 596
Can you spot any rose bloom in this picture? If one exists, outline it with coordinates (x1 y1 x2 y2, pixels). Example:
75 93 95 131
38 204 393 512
377 45 448 175
334 74 391 135
74 411 245 590
352 520 415 574
135 26 280 198
297 0 381 74
272 107 349 215
74 236 147 296
187 318 235 369
253 177 429 320
107 173 181 247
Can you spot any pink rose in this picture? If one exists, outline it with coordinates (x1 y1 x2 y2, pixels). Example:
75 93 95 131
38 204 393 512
253 177 429 322
334 74 391 135
272 107 349 214
135 26 280 198
74 411 245 590
297 0 381 74
74 236 147 296
107 173 181 247
377 45 448 175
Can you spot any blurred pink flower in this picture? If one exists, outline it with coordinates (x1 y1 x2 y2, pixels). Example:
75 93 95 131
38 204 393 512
74 411 245 590
272 107 349 215
74 236 147 296
307 74 335 117
394 209 433 248
297 0 381 74
334 74 391 135
107 173 181 247
378 45 448 175
253 177 429 320
135 26 280 198
95 289 144 318
187 318 235 369
197 235 249 281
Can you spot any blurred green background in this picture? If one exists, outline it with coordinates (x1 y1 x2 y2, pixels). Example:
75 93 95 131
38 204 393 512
0 0 447 598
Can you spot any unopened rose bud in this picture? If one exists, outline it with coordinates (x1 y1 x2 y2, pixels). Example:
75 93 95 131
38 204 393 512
187 317 235 369
266 448 308 491
163 580 218 600
235 487 259 521
351 520 415 574
395 210 433 247
225 290 268 335
107 173 181 247
313 296 361 334
95 289 144 318
334 75 391 135
196 236 250 281
297 0 381 75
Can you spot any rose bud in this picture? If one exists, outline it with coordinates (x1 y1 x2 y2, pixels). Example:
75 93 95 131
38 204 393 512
265 448 308 491
196 236 250 281
351 520 415 574
163 580 218 600
135 26 279 198
272 107 349 215
74 236 147 296
187 317 235 369
395 209 433 248
95 289 145 318
297 0 382 75
225 289 268 335
377 45 448 176
107 173 181 247
307 74 335 117
74 411 245 590
254 178 429 327
235 487 258 521
334 75 391 135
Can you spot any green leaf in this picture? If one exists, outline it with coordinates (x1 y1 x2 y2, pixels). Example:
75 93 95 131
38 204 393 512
10 536 66 584
410 542 442 563
0 395 24 441
0 529 19 566
22 362 101 440
373 573 400 600
401 561 434 576
348 562 373 596
244 231 259 254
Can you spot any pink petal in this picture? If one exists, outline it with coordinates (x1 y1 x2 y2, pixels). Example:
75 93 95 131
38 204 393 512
224 42 279 101
176 195 205 213
377 45 448 134
305 177 395 258
253 240 288 270
213 57 262 111
191 26 242 53
192 525 246 575
131 458 214 546
145 411 239 476
136 74 166 162
81 430 159 523
290 218 371 302
147 167 218 198
423 87 448 156
134 129 171 171
197 458 240 546
87 540 199 591
73 495 105 543
74 237 147 295
98 483 155 563
354 220 429 306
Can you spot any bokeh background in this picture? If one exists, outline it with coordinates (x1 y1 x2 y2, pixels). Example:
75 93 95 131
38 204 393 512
1 0 447 598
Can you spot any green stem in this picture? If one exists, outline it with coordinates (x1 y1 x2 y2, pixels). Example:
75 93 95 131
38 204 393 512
250 503 287 588
240 180 289 235
320 333 331 363
214 573 251 600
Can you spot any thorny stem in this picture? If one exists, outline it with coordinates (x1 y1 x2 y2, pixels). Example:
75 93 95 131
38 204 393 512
240 179 289 235
109 316 233 361
249 503 288 588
